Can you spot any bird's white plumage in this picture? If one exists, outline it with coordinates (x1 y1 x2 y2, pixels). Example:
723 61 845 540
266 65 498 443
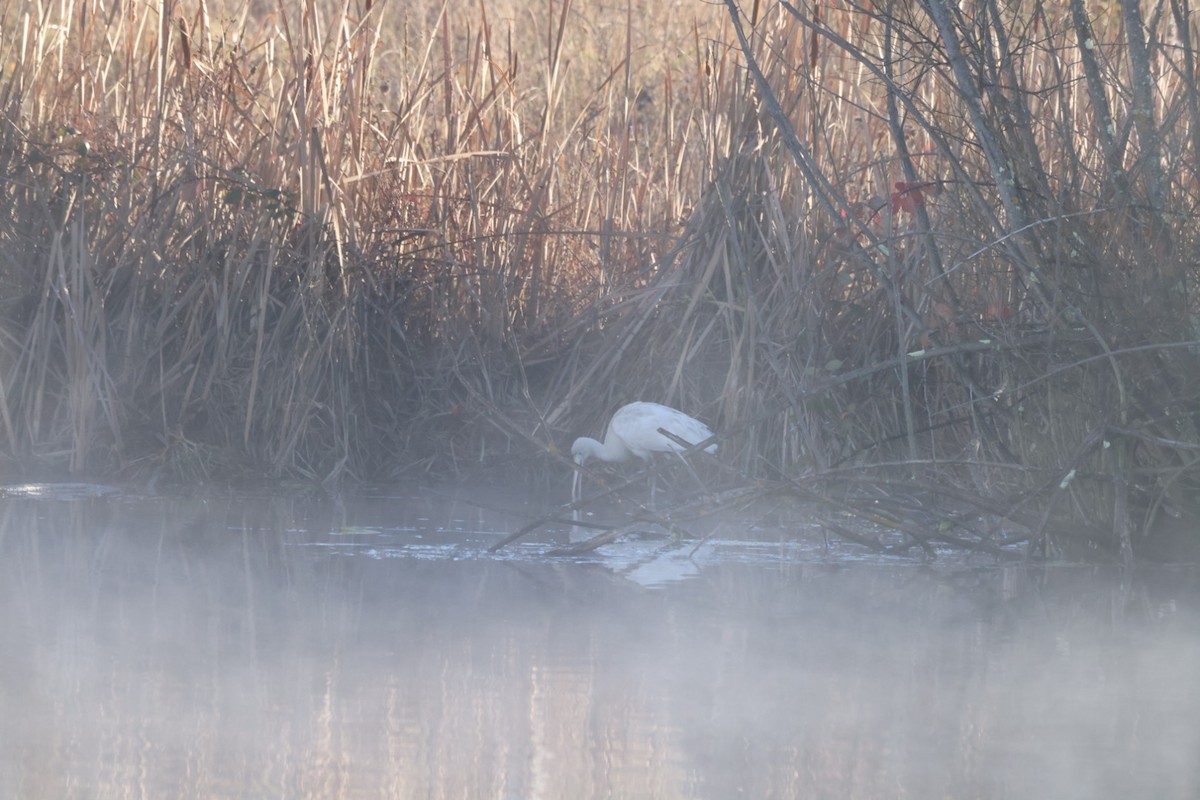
570 401 717 506
571 402 717 464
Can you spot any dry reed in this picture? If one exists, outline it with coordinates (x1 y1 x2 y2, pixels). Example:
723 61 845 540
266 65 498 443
1 0 1198 558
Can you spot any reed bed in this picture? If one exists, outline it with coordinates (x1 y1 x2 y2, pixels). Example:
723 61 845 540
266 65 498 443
2 0 1198 557
0 0 719 481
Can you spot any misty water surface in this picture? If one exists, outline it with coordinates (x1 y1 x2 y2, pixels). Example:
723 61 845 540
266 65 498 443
0 487 1197 799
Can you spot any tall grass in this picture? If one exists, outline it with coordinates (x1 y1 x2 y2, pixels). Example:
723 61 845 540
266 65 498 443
2 0 1199 555
0 0 723 482
641 0 1200 556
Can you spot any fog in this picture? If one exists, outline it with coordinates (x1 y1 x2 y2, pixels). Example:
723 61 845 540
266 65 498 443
1 488 1197 798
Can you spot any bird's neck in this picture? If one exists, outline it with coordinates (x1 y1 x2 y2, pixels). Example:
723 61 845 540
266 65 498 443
588 434 630 463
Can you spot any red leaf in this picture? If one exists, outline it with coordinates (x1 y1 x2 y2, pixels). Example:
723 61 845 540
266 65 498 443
984 303 1014 321
890 181 941 216
891 182 922 215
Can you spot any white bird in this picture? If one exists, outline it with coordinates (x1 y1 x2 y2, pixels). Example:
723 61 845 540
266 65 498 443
570 401 717 507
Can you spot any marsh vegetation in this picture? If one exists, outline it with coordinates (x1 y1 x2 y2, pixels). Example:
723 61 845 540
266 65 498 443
2 0 1199 559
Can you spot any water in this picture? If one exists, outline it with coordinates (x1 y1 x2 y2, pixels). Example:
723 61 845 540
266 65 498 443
0 487 1197 799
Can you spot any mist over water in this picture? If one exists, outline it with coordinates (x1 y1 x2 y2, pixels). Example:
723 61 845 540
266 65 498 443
0 488 1197 799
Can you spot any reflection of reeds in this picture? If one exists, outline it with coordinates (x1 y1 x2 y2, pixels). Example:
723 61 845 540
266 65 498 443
2 1 1199 548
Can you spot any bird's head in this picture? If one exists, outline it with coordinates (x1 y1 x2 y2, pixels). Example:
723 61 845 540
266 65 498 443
570 437 591 464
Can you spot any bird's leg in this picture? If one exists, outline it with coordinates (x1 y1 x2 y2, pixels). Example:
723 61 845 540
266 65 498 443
571 469 585 534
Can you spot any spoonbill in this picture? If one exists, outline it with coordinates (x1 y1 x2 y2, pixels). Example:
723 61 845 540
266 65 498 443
570 401 717 507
